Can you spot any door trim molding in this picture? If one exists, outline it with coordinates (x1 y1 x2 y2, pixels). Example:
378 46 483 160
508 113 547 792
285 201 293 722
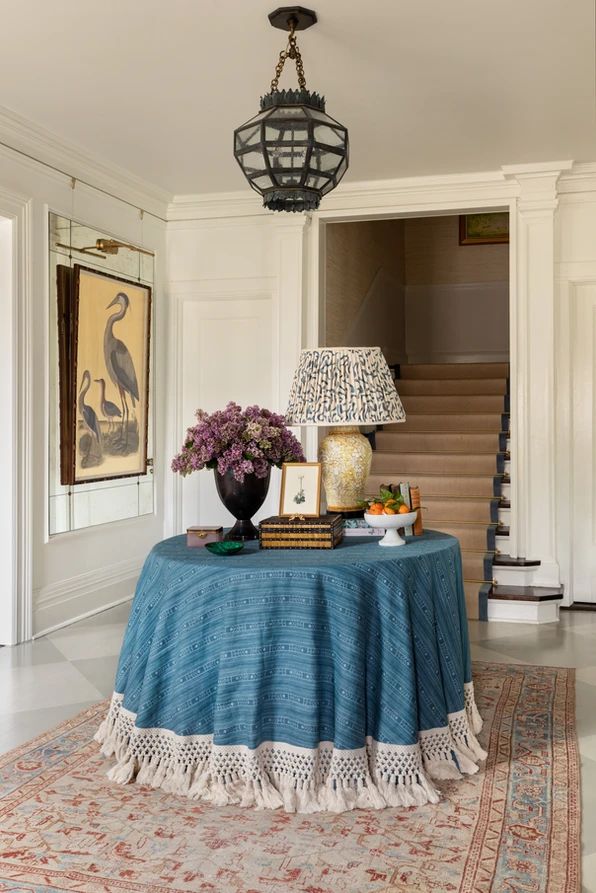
0 186 33 643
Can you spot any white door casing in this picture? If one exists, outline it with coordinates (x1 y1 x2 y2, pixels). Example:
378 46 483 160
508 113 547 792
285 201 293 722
0 187 32 644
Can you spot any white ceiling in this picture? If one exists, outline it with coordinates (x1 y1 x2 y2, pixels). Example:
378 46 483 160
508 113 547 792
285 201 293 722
1 0 595 196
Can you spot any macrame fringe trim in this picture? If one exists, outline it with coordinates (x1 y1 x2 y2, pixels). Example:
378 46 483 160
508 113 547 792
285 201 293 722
95 689 485 814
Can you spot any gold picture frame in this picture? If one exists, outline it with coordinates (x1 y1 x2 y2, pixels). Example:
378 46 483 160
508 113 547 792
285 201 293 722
279 462 322 517
58 264 152 485
459 212 509 245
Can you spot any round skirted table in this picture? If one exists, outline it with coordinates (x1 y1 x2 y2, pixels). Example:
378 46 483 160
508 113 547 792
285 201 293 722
96 531 486 813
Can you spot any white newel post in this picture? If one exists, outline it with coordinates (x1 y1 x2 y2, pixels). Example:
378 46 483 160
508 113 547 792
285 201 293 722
505 163 571 586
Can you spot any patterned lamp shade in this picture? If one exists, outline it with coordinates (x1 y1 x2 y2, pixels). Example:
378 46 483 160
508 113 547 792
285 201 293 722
285 347 406 426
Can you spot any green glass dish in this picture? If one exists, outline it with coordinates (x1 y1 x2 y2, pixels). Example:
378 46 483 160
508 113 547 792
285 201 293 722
205 541 245 556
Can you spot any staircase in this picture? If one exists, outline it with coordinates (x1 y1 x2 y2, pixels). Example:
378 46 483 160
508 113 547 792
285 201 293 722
368 362 510 620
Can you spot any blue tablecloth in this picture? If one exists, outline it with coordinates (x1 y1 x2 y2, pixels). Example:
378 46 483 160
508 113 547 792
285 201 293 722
97 532 486 813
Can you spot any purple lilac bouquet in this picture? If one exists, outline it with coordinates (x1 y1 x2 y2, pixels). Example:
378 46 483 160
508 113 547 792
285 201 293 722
171 402 305 483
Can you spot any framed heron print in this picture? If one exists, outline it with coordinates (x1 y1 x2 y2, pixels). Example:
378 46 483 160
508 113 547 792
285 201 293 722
66 265 152 484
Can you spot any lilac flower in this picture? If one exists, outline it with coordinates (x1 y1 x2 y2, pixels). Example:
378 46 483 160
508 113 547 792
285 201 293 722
171 401 305 483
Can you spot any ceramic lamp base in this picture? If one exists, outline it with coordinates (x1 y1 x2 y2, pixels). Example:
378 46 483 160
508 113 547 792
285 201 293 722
319 426 372 512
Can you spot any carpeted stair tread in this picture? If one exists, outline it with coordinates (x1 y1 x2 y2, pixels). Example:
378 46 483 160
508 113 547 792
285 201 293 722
371 451 502 475
368 472 500 498
376 431 504 452
383 414 505 432
400 362 510 380
397 378 508 396
401 395 507 413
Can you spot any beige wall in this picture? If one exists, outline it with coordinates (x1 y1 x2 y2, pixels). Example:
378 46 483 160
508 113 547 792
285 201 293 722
404 215 509 285
324 214 510 364
403 215 509 363
325 220 406 364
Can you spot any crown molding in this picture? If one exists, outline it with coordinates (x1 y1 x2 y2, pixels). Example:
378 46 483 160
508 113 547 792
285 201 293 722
0 105 171 219
169 169 519 222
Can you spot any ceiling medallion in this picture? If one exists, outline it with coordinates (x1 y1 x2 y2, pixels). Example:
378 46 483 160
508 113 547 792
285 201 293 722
233 6 349 213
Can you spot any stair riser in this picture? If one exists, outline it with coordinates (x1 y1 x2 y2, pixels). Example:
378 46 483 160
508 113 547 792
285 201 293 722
368 473 500 498
487 601 560 624
424 497 499 524
461 552 494 581
493 566 541 586
371 452 501 475
465 582 489 620
388 415 505 433
429 524 496 551
499 507 511 525
400 362 509 380
401 395 507 413
397 378 508 396
377 433 504 452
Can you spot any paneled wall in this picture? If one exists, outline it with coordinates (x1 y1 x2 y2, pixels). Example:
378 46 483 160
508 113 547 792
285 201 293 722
166 214 307 535
556 185 596 603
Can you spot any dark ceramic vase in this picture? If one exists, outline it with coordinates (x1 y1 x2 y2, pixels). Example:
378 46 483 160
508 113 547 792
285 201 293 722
214 468 271 541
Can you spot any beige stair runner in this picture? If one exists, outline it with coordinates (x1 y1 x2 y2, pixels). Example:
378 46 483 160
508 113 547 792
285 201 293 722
368 362 509 620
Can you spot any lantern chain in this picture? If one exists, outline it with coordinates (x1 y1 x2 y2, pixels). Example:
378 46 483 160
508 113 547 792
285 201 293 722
270 22 307 92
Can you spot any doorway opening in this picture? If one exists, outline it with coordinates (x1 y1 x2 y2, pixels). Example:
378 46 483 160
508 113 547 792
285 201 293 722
322 213 510 620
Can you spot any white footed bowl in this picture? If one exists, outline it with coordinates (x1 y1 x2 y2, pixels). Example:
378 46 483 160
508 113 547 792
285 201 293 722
364 511 418 547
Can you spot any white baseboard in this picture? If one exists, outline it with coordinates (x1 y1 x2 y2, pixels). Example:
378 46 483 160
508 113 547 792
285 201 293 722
34 593 134 639
33 557 142 638
488 600 560 624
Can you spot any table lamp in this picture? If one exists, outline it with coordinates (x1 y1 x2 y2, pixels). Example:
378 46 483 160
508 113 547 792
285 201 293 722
285 347 406 513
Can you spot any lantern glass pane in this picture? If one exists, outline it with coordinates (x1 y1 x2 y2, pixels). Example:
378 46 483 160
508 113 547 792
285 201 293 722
314 124 346 148
235 124 262 151
251 174 275 190
310 146 343 173
237 149 267 176
267 143 308 170
265 123 308 143
304 108 335 122
306 174 331 189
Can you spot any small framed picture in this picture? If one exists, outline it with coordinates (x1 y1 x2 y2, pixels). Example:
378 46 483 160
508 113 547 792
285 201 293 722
279 462 322 517
459 212 509 245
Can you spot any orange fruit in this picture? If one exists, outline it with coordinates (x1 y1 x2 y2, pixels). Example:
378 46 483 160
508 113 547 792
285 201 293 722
368 503 384 515
398 504 411 514
383 506 397 514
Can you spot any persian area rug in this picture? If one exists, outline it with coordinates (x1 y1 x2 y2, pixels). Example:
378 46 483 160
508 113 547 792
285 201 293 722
0 662 580 893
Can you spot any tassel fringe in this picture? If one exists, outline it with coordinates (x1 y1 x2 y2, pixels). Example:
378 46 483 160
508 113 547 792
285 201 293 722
96 690 485 814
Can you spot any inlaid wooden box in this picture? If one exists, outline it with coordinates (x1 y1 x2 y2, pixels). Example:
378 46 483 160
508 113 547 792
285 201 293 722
259 514 344 549
186 526 224 547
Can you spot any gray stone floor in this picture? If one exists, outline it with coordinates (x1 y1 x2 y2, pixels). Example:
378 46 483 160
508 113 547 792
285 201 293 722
1 605 595 889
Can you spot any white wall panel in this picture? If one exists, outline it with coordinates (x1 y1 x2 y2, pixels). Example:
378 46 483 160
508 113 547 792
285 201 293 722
568 282 596 600
179 297 274 531
167 217 307 538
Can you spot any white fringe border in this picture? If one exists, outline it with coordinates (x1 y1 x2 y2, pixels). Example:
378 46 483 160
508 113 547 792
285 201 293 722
95 681 485 813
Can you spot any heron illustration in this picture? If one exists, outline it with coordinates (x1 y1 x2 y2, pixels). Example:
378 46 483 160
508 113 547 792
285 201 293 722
78 369 101 464
94 377 122 433
104 292 140 449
